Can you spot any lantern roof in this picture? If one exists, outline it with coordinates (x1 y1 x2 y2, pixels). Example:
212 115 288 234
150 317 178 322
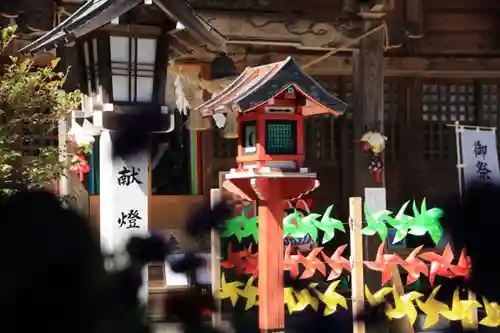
19 0 224 53
196 57 347 117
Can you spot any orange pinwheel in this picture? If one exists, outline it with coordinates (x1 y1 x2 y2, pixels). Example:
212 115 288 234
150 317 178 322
364 241 406 286
284 245 300 278
418 243 456 286
298 248 326 279
402 245 429 285
450 249 471 279
321 244 351 281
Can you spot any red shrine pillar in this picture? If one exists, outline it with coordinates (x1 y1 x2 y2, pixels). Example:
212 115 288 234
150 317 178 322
257 178 284 332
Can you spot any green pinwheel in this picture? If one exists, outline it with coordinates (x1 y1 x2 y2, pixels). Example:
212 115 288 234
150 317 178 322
283 210 320 241
361 201 392 241
283 210 302 238
222 214 247 241
314 205 345 244
407 199 443 245
385 201 414 244
241 216 258 242
296 212 321 242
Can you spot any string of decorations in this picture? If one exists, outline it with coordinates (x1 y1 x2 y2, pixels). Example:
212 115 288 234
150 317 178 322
222 200 443 246
216 274 500 328
216 198 497 327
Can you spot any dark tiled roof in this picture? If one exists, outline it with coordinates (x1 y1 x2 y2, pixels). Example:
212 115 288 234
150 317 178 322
196 57 347 117
19 0 224 53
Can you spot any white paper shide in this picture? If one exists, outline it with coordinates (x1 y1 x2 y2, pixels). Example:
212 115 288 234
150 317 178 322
460 129 500 188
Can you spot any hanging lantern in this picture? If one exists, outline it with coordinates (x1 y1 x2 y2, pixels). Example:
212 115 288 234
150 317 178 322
210 52 236 80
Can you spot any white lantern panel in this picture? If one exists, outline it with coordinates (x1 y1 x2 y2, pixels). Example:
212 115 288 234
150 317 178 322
136 76 154 102
137 38 157 65
110 36 130 62
112 75 130 101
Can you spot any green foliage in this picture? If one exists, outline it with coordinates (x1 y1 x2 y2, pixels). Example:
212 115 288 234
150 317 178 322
0 24 81 192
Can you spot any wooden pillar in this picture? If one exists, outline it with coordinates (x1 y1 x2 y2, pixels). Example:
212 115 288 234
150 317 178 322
352 14 385 292
258 178 284 333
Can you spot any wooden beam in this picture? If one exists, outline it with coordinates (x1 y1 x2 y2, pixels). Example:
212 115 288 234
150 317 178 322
243 54 500 77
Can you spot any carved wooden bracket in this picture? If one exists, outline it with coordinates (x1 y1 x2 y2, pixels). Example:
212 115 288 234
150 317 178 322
196 11 354 50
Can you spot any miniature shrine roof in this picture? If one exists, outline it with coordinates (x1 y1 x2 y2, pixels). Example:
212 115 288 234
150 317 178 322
19 0 224 53
196 57 347 117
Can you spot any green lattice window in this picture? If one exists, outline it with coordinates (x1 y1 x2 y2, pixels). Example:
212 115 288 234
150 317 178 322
265 120 297 155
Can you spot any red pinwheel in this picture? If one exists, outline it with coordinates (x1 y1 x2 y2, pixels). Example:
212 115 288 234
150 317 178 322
283 245 299 278
70 152 90 181
364 241 406 286
449 249 471 279
321 244 351 281
401 245 429 285
418 243 456 286
221 244 247 274
297 247 326 279
242 251 259 277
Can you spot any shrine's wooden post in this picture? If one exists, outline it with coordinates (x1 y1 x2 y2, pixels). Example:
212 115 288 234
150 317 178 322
352 11 386 292
195 57 347 333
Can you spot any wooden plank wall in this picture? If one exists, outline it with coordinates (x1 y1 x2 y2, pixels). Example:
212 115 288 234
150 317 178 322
418 0 500 55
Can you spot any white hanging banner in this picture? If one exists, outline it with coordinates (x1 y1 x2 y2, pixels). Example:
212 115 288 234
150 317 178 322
460 129 500 189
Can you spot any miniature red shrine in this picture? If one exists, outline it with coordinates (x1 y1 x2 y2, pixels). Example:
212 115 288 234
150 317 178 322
197 57 346 333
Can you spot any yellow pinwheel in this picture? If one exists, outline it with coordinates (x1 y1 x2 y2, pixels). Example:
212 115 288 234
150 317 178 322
365 285 393 306
284 287 298 314
292 286 319 312
416 285 449 329
385 289 423 326
315 280 348 316
480 297 500 327
215 273 244 306
237 276 259 310
441 288 482 324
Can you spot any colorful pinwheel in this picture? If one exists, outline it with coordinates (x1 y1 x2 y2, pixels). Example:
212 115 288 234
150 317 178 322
364 241 405 286
419 244 456 286
237 276 259 310
216 273 244 306
365 286 393 306
385 289 423 326
298 248 326 279
480 297 500 327
321 245 351 281
314 280 348 316
407 199 444 245
440 288 482 326
402 245 429 285
313 205 345 244
361 201 392 241
385 201 413 244
415 286 449 329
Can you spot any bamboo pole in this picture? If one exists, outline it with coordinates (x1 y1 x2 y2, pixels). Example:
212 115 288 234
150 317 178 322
210 188 222 327
349 197 365 333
